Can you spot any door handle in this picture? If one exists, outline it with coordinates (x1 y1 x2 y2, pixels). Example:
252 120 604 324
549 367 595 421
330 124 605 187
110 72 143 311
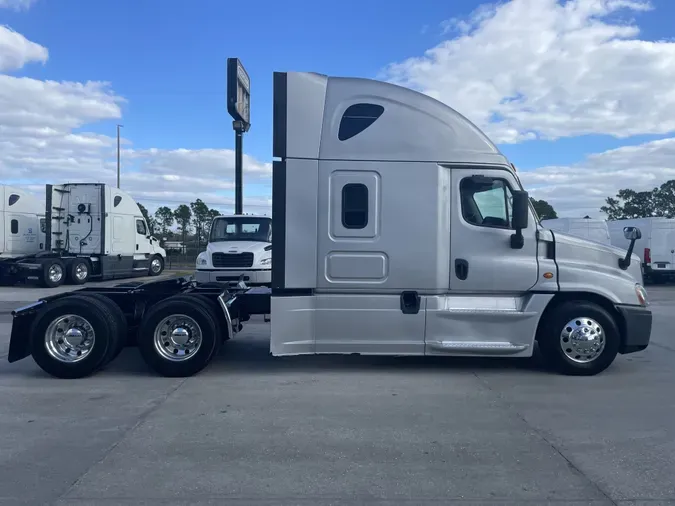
136 244 139 250
455 258 469 280
400 291 421 315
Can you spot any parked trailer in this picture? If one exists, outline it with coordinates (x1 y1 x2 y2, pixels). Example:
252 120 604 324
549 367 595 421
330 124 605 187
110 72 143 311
0 185 46 259
540 218 611 245
608 217 675 284
1 183 166 287
6 66 652 379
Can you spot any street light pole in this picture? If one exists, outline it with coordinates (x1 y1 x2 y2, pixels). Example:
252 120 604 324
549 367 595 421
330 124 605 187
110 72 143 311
116 124 123 188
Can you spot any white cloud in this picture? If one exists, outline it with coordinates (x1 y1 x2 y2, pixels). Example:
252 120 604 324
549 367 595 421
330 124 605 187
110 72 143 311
0 26 272 216
0 25 48 72
0 0 38 11
523 137 675 217
383 0 675 143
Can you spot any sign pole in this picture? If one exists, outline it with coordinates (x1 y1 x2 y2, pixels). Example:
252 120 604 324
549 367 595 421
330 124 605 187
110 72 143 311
234 124 244 215
227 58 251 216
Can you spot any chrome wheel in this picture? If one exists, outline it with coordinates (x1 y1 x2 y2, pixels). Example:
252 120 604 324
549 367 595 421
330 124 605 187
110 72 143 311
560 317 605 363
48 264 63 284
150 258 162 274
44 314 95 363
153 314 202 361
74 262 88 281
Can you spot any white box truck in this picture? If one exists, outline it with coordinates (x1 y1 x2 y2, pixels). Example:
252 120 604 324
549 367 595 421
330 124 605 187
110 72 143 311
6 67 651 380
0 183 166 287
0 185 46 260
608 217 675 283
541 218 611 245
195 214 272 286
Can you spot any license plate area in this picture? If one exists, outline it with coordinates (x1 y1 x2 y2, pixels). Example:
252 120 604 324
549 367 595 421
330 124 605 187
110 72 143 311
657 263 667 269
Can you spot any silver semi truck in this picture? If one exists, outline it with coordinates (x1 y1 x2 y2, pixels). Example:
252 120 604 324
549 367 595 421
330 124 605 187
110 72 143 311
6 67 651 379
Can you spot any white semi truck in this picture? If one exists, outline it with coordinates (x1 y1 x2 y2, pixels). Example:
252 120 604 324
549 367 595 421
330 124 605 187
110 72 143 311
195 215 272 286
6 65 651 379
0 185 46 260
0 183 166 287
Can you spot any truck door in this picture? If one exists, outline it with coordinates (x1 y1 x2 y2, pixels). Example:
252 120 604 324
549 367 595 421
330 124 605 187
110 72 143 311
134 217 151 259
449 168 539 292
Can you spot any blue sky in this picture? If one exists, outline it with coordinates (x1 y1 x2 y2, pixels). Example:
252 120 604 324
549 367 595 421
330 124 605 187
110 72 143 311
3 0 675 216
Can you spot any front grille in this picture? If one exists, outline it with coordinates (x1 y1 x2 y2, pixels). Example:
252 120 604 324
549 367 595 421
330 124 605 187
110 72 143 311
212 252 253 268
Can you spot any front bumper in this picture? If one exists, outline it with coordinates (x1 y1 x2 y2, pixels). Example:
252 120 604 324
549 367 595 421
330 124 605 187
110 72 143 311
616 304 652 354
194 268 271 286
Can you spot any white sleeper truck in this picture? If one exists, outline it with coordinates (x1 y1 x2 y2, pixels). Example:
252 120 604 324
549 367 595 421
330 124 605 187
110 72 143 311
195 214 272 286
1 183 166 287
6 66 651 379
0 185 46 260
608 217 675 284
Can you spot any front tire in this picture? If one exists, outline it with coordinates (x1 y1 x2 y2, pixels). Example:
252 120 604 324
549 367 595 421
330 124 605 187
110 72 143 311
537 301 620 376
148 255 164 276
29 295 116 378
137 296 218 377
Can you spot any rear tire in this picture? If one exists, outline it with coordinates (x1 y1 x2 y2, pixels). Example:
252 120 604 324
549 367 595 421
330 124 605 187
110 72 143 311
29 295 115 378
67 259 90 285
137 296 218 377
75 293 128 365
41 259 65 288
537 300 620 376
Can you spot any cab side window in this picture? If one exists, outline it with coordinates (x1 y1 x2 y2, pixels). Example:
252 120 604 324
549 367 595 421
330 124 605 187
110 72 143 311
136 219 147 235
460 177 513 229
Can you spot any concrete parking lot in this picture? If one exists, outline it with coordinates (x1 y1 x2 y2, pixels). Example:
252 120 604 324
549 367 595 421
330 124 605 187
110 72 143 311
0 283 673 505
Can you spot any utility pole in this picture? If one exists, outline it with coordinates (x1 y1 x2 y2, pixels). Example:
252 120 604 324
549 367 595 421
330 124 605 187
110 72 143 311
116 124 123 188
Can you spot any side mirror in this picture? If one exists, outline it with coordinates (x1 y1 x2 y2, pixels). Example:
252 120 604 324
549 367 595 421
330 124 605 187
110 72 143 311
623 226 641 241
619 226 642 270
510 190 529 249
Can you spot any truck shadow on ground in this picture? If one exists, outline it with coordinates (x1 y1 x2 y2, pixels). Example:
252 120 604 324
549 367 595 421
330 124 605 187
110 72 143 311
87 336 550 378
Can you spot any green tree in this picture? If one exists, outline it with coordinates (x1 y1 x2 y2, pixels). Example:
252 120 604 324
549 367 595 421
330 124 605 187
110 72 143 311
190 199 210 248
529 198 558 220
154 206 174 238
137 203 155 234
173 204 192 245
599 183 671 220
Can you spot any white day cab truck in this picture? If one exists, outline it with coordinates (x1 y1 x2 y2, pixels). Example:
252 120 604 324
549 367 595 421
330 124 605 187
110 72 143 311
195 214 272 286
608 217 675 284
0 185 46 261
0 183 166 288
540 217 611 245
6 64 651 380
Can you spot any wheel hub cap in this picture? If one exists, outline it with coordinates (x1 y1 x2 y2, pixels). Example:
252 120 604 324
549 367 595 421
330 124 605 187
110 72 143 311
151 259 161 272
49 265 63 283
45 314 95 363
75 263 88 280
153 315 202 362
560 317 605 363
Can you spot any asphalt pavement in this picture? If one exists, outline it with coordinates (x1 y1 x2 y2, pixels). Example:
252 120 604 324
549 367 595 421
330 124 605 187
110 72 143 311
0 285 673 505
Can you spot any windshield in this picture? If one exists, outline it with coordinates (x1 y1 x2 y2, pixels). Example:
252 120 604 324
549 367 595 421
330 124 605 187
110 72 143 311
209 217 272 242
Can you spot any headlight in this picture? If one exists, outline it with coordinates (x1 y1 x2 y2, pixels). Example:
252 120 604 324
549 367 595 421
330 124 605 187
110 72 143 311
196 253 208 266
260 257 271 266
635 284 648 306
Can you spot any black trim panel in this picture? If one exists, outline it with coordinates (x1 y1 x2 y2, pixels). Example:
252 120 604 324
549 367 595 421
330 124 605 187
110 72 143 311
100 255 134 280
45 184 52 251
272 72 287 159
271 160 286 290
616 304 651 354
272 288 313 297
100 184 106 254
